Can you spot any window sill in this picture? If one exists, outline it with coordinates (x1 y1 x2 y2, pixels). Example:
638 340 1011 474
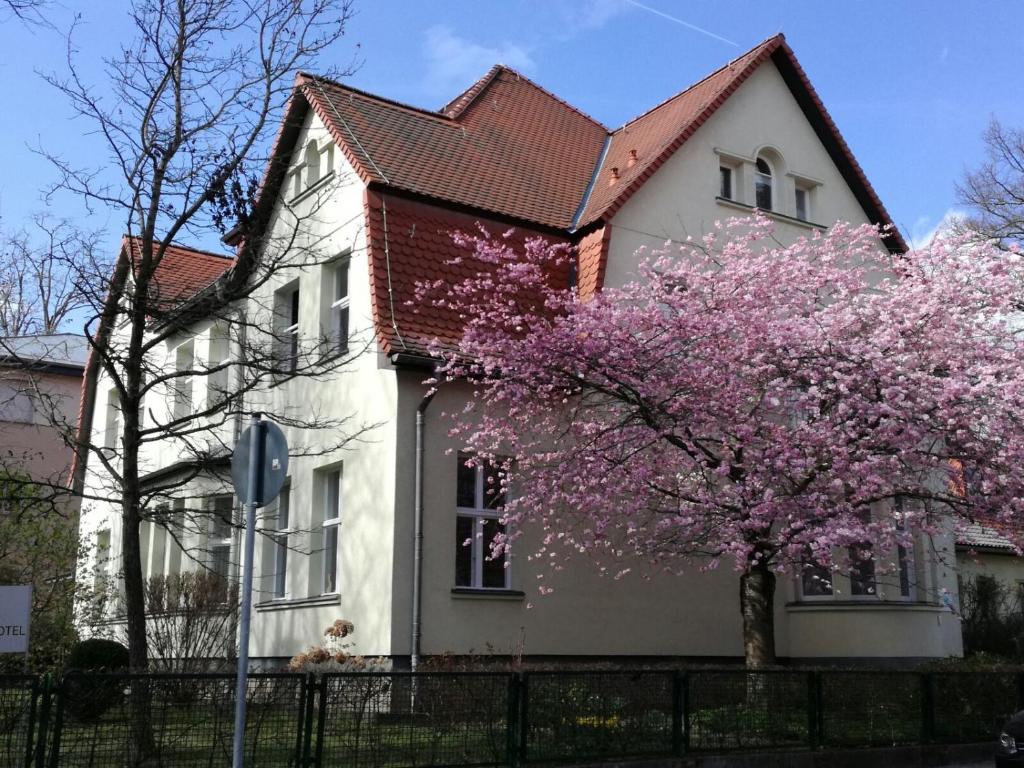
288 170 336 205
715 196 827 231
451 588 525 601
255 593 341 612
786 600 941 613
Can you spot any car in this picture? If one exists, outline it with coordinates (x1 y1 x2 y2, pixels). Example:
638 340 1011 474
997 712 1024 766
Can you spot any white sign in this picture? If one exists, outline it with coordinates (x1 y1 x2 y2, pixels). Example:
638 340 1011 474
0 585 31 653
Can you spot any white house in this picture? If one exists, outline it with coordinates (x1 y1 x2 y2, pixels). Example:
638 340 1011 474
77 34 977 667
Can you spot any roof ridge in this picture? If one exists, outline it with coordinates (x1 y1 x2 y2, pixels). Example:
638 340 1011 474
451 64 609 131
298 72 457 125
123 236 234 262
615 34 783 132
441 65 503 118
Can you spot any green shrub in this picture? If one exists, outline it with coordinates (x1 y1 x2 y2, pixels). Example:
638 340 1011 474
63 638 129 722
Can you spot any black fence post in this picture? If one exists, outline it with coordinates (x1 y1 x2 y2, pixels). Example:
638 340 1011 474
682 670 691 754
518 672 530 765
42 674 61 768
506 673 522 768
1017 672 1024 712
921 672 936 744
671 671 686 756
313 675 328 768
806 671 820 750
24 676 40 768
299 673 317 768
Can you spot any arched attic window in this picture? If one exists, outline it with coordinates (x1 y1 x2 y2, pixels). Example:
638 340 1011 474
754 155 773 211
304 140 321 188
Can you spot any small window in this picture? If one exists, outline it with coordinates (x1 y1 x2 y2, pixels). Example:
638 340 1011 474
719 166 733 200
166 499 185 578
274 284 300 376
323 258 350 357
209 495 234 599
304 140 321 188
271 485 291 599
321 468 342 594
94 529 111 593
794 187 808 221
172 341 194 421
207 324 231 409
0 381 33 424
849 543 876 597
800 549 833 598
103 387 121 452
755 157 773 211
455 453 510 590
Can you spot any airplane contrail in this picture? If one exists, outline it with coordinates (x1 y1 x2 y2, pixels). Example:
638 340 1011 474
622 0 740 47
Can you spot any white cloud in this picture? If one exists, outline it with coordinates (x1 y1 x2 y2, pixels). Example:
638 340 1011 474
909 208 966 249
422 26 535 98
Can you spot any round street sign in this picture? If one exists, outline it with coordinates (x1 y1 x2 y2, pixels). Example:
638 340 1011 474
231 418 288 507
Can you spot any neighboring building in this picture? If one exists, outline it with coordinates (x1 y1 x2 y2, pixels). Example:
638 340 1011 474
77 34 973 666
0 334 88 482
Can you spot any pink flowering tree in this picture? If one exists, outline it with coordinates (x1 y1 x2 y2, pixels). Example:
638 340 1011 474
419 216 1024 668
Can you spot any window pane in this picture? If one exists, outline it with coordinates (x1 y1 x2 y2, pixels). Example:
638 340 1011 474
755 177 772 210
719 166 732 199
455 515 474 587
332 305 349 354
898 545 912 598
274 534 288 598
277 488 290 530
849 545 876 596
483 461 506 509
212 496 233 538
335 262 349 301
481 518 508 589
801 560 833 597
323 525 338 593
457 455 476 508
795 188 807 220
290 288 300 326
325 469 341 520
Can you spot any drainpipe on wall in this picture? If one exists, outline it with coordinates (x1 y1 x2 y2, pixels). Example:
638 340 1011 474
410 388 436 672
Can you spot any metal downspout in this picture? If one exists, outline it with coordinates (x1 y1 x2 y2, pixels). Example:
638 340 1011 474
411 388 435 672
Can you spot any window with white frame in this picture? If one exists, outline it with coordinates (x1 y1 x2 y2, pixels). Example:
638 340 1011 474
794 187 809 221
455 453 510 589
103 387 121 453
207 324 231 408
319 468 342 594
719 165 734 200
209 495 234 599
172 340 194 421
0 380 33 423
274 283 300 376
754 156 773 211
270 485 291 599
304 140 321 188
848 541 877 597
94 529 111 593
799 549 833 598
323 257 350 357
166 499 185 578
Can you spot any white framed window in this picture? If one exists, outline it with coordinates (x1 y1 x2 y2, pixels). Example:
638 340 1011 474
209 495 234 599
304 140 321 188
755 156 773 211
166 499 185 578
0 381 33 423
207 324 231 409
324 257 350 357
799 551 834 599
455 453 510 590
794 187 809 221
172 340 194 421
103 387 121 453
849 542 877 597
94 529 111 593
270 485 291 599
320 468 342 594
719 165 733 200
274 283 300 376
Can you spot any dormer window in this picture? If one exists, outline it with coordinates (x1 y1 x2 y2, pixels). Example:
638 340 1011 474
755 156 773 211
304 140 321 188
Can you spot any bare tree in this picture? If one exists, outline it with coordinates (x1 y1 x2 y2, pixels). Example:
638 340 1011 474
0 216 100 336
0 0 49 25
957 119 1024 249
21 0 368 707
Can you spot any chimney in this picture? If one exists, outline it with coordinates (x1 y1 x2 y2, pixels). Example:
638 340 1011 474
608 167 620 185
627 149 638 167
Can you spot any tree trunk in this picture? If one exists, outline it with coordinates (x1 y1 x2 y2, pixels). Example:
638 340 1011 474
121 493 155 763
739 562 776 669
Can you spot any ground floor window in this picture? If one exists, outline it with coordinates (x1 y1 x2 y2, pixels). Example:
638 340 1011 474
455 453 509 589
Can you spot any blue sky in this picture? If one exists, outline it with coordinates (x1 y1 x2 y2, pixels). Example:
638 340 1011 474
1 1 1022 250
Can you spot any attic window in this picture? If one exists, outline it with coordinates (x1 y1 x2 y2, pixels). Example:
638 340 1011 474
755 156 773 211
304 140 321 188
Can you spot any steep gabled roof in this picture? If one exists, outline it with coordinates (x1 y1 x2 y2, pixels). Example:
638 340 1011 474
123 237 235 309
299 67 608 229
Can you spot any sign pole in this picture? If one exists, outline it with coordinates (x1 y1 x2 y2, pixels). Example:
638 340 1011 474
232 413 262 768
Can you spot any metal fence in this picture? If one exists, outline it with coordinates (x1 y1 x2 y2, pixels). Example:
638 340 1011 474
3 667 1021 767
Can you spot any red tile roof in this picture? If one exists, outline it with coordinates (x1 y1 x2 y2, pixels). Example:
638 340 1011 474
299 68 608 229
124 237 234 308
364 189 569 356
